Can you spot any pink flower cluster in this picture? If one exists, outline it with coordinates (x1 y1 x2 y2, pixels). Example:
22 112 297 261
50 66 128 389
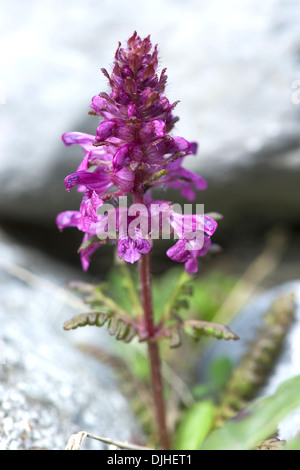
57 32 217 273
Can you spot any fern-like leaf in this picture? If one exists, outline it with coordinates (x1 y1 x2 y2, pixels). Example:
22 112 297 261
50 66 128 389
183 320 240 341
161 320 239 349
63 311 139 343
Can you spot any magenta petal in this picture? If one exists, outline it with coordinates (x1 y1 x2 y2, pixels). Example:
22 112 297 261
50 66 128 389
118 233 151 264
123 242 141 263
79 190 103 230
135 237 151 255
56 211 81 230
113 144 131 171
64 171 112 194
166 239 188 263
185 256 199 274
127 102 136 118
80 234 100 271
117 238 139 263
96 120 115 140
180 168 207 191
153 120 166 138
77 155 89 172
140 119 166 142
169 136 191 153
203 217 218 237
112 167 134 192
181 184 196 201
198 235 211 256
62 132 95 147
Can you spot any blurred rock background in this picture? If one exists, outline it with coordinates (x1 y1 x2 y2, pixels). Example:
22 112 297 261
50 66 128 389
1 0 299 275
0 0 300 449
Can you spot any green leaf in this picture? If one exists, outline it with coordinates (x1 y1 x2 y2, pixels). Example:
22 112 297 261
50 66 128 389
183 320 239 341
173 400 216 450
63 312 111 330
63 311 139 343
200 375 300 450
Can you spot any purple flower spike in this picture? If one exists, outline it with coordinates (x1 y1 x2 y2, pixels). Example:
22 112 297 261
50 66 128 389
57 32 219 270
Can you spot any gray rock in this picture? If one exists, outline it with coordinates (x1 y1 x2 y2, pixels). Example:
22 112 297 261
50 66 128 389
0 231 140 450
1 0 300 229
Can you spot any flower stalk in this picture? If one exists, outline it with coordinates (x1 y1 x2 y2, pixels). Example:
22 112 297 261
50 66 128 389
133 190 169 449
138 249 170 449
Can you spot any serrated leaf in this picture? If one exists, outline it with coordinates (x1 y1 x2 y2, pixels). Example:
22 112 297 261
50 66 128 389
63 312 111 330
107 315 119 336
63 310 139 344
115 321 131 341
183 320 239 341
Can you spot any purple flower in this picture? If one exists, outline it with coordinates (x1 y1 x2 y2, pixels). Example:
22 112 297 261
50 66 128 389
166 236 212 274
118 229 151 264
164 208 217 273
57 32 218 271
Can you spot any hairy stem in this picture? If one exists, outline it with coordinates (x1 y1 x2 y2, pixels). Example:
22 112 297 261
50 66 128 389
134 193 170 450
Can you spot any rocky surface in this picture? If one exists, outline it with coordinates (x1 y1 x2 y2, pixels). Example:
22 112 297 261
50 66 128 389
0 231 140 450
0 0 299 231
